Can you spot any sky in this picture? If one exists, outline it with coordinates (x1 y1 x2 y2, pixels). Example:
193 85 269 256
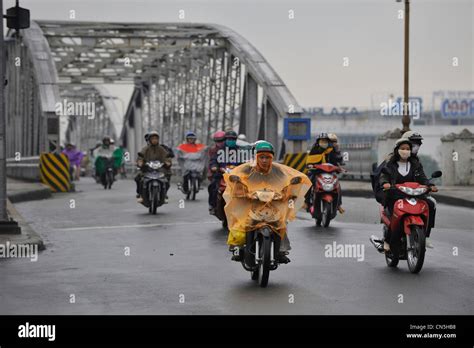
6 0 473 109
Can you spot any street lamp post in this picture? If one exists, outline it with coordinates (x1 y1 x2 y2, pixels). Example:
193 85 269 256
398 0 411 134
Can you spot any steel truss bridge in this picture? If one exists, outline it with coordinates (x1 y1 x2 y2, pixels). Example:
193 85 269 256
5 20 302 166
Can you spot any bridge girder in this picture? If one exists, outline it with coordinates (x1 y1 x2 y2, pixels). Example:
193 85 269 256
6 20 302 164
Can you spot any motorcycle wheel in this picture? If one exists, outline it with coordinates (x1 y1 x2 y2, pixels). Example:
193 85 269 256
258 235 271 288
149 186 158 215
407 225 426 274
322 201 331 228
191 178 197 201
107 171 114 189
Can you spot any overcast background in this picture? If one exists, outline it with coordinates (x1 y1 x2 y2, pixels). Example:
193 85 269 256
6 0 473 109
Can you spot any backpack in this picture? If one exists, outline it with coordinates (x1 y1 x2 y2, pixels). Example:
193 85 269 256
370 160 386 203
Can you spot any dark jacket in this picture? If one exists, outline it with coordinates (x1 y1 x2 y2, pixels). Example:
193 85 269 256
137 144 171 174
379 157 430 187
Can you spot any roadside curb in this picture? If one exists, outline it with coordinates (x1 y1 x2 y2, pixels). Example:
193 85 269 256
0 200 45 251
7 185 52 204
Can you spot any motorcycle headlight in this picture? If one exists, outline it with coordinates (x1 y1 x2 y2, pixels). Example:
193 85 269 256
398 186 427 196
321 173 333 180
322 183 334 191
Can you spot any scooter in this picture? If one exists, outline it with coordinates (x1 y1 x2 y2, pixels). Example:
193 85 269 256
140 160 168 214
370 171 442 274
231 175 303 288
99 156 115 190
179 170 202 201
307 163 342 227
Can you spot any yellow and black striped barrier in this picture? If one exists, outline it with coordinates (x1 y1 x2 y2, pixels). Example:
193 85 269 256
39 153 72 192
282 152 308 174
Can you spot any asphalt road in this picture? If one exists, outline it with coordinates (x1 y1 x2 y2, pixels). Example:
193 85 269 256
0 177 472 314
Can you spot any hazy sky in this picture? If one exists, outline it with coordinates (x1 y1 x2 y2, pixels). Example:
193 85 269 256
8 0 473 108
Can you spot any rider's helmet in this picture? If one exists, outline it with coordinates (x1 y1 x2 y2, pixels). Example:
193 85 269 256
102 136 111 145
185 131 197 139
394 138 413 150
328 133 338 143
316 132 330 142
225 130 238 140
212 130 226 142
148 131 160 143
401 130 423 144
238 134 247 141
110 139 115 145
255 141 274 155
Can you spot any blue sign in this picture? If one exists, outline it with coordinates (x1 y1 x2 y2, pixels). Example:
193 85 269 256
284 118 311 140
441 99 474 118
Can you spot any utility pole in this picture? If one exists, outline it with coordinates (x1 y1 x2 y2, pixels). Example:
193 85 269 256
0 0 29 233
398 0 411 134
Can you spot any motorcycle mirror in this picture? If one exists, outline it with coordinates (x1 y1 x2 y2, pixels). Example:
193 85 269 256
229 175 240 183
430 171 442 179
290 177 302 185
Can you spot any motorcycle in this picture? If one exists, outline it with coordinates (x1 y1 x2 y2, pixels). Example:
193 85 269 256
140 160 168 214
215 165 235 230
370 171 442 273
99 156 115 190
231 175 303 288
307 163 342 227
180 170 202 201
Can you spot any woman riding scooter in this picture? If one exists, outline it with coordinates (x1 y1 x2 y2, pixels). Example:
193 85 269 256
376 138 438 252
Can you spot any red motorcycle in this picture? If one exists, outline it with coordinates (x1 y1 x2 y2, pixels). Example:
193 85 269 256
370 171 442 273
215 165 235 230
307 163 342 227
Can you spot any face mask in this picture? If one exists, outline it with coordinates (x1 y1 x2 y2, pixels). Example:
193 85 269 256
411 144 420 155
398 149 411 160
226 140 236 147
319 142 328 149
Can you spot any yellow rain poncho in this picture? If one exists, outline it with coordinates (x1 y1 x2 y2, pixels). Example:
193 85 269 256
223 160 311 246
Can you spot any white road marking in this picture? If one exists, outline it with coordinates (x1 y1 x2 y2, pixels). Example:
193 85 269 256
56 220 220 231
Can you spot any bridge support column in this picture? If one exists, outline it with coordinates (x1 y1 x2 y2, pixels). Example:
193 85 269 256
242 74 258 143
133 89 143 160
264 100 279 155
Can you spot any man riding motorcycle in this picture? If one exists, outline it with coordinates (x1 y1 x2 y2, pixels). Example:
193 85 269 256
225 141 311 264
135 131 172 203
371 138 438 252
208 130 226 214
176 131 207 195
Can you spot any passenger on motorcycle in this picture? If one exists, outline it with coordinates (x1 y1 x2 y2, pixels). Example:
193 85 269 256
135 131 172 203
176 131 207 195
208 130 226 214
378 138 438 251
